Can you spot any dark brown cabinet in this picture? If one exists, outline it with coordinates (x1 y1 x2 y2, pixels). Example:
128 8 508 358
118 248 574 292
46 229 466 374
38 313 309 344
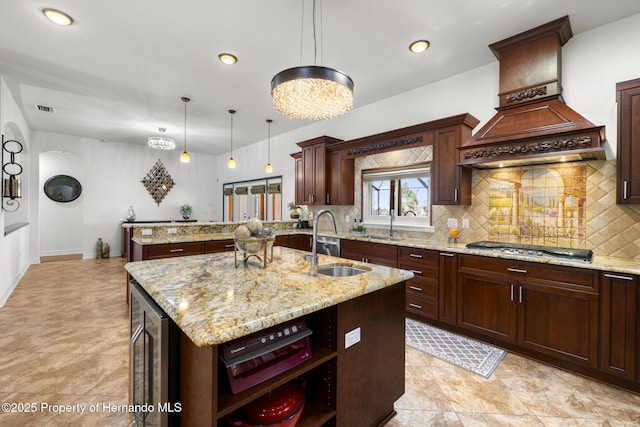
132 241 204 261
438 251 458 325
180 282 406 427
292 136 354 206
431 116 478 205
616 78 640 204
457 254 599 367
600 271 638 380
204 239 235 253
398 247 439 320
340 239 398 268
327 149 355 205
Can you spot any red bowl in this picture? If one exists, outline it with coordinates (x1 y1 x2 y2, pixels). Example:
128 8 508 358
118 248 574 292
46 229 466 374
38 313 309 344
228 378 305 427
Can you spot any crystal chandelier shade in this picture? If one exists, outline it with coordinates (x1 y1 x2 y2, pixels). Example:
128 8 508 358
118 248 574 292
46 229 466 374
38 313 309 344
271 66 354 120
270 0 354 121
147 136 176 150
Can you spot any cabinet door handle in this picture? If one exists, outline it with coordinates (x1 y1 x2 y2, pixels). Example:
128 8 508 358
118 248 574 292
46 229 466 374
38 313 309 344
440 252 455 257
519 286 523 304
604 273 634 281
410 269 423 275
224 244 235 248
454 188 458 202
409 303 423 310
624 180 628 200
169 248 184 253
326 194 330 204
507 267 527 274
409 253 423 259
409 285 423 292
510 284 514 302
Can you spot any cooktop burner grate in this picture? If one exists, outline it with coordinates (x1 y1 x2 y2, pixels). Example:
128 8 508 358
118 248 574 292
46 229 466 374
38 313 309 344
466 241 593 263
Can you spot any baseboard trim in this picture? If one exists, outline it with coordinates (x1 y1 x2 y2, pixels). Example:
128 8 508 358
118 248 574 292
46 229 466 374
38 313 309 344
40 253 83 263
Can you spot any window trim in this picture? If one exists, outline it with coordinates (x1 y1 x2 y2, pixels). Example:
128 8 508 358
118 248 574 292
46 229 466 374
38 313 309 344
361 163 433 232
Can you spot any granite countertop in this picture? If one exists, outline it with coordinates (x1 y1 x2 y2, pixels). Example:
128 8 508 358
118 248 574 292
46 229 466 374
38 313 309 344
132 229 640 276
125 247 414 347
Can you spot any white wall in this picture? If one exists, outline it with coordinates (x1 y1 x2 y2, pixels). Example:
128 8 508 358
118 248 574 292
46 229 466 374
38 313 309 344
39 151 84 257
29 131 219 260
1 76 31 306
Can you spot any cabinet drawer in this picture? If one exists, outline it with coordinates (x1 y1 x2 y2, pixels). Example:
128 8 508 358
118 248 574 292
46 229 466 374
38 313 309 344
204 239 235 253
398 247 438 272
459 254 598 291
341 240 398 267
406 279 437 300
406 294 437 319
143 242 203 259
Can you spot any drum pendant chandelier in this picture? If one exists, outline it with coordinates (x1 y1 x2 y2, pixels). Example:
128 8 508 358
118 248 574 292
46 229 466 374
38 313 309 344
271 0 353 120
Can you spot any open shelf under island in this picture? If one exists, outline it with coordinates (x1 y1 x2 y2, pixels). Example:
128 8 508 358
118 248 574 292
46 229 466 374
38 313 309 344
125 247 413 427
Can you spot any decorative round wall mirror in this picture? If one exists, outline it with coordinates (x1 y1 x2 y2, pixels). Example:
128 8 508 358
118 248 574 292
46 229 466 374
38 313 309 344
44 175 82 202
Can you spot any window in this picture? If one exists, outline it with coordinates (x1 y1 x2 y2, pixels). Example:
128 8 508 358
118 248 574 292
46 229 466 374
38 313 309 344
362 164 431 230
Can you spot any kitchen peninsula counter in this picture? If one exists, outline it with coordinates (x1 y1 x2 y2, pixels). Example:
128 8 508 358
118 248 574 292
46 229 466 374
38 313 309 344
125 247 412 427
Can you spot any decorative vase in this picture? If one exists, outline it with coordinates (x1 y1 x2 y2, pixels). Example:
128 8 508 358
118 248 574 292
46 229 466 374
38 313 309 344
96 238 103 259
182 211 191 220
125 206 136 222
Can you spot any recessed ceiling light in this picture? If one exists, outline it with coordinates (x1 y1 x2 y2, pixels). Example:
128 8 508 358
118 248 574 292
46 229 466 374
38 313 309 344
42 8 74 26
218 53 237 65
409 40 430 53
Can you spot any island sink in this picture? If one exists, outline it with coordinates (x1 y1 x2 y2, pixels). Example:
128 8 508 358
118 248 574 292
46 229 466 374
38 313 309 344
317 263 370 277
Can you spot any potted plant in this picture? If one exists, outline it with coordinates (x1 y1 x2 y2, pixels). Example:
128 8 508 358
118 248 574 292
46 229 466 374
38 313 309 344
180 203 192 220
288 201 300 219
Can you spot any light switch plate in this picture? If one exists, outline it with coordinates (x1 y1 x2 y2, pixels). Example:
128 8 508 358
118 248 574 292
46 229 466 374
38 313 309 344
141 229 152 236
345 327 361 349
462 218 469 229
447 218 458 228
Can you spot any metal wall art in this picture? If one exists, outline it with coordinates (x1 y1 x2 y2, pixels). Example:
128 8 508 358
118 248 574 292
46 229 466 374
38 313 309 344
2 134 24 212
142 159 175 205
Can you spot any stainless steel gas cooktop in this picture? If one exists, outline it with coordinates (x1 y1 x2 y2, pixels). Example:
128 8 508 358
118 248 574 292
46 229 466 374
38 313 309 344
466 241 593 263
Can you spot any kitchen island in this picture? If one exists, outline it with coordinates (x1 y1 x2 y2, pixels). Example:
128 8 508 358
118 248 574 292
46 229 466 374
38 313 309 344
125 246 413 427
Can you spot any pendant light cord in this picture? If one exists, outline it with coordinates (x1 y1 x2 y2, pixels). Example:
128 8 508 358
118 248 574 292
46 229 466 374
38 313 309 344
300 0 322 66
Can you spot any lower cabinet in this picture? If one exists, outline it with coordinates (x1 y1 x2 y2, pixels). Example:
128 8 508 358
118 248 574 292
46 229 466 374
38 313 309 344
457 254 599 368
438 251 458 326
132 241 204 261
179 282 406 427
340 239 398 268
398 247 439 320
600 271 638 380
204 239 235 253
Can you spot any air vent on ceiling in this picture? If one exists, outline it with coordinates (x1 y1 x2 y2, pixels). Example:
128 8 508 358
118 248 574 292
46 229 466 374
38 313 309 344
35 104 56 113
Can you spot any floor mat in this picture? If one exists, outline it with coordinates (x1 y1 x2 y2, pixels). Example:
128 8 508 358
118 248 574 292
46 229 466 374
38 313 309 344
405 318 507 378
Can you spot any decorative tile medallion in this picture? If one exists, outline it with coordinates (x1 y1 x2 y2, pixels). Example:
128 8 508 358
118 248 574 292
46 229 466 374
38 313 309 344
141 159 175 205
488 164 587 248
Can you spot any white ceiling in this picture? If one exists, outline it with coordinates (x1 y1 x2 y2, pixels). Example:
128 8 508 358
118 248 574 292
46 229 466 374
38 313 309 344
1 0 639 156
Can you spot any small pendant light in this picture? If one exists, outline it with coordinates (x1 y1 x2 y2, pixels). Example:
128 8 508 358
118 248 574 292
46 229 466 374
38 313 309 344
227 109 236 168
265 119 273 173
180 97 191 163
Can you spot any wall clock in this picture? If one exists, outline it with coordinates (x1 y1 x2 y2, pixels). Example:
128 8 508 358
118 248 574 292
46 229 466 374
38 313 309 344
44 174 82 203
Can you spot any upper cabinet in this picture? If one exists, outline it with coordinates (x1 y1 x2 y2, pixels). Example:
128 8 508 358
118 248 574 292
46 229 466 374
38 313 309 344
616 78 640 204
292 136 354 205
432 122 476 205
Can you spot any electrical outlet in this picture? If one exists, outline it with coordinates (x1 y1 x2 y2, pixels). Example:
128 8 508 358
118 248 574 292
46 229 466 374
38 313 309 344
141 229 152 236
447 218 458 228
345 327 361 349
167 228 177 234
345 215 350 223
462 218 469 229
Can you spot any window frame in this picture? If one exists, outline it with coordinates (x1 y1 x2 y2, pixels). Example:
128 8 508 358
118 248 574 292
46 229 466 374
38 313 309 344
361 163 433 232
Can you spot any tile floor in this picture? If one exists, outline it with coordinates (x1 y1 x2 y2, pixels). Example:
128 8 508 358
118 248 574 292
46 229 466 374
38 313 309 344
1 258 640 426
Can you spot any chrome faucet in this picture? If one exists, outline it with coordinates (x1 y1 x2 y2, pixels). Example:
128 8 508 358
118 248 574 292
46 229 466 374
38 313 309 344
304 209 337 276
390 209 395 237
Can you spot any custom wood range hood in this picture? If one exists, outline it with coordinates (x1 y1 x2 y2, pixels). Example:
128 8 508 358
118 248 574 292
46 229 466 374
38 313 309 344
458 16 606 168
